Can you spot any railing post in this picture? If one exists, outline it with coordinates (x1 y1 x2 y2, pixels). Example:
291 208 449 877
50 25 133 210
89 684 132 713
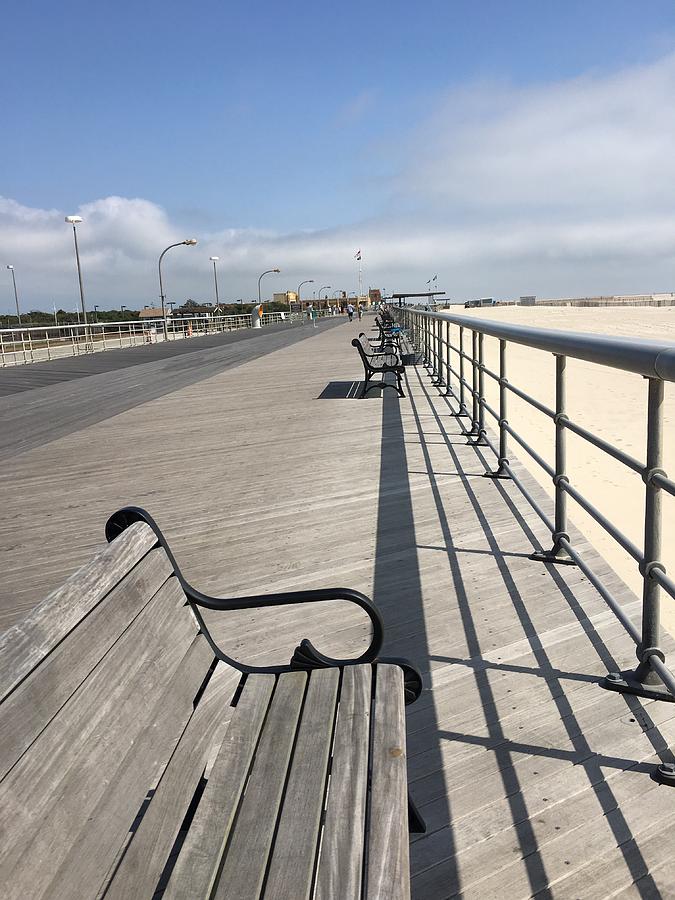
458 326 468 415
444 320 452 396
433 317 444 386
530 354 575 565
605 377 672 704
467 332 488 445
485 339 509 478
468 330 479 435
641 377 664 673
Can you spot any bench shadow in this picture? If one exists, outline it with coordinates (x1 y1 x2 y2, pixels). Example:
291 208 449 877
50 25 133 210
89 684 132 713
316 380 380 399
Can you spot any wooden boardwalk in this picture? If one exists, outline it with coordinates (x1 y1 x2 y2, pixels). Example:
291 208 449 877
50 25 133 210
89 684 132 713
1 317 674 898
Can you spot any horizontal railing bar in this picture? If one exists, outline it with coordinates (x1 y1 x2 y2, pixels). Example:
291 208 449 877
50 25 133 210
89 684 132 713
652 471 675 498
503 424 556 478
560 480 643 564
650 655 675 697
501 462 556 532
651 567 675 603
557 538 642 645
479 397 499 422
407 308 675 382
561 416 645 475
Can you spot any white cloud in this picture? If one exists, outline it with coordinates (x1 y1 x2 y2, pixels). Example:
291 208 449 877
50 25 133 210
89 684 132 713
3 52 675 311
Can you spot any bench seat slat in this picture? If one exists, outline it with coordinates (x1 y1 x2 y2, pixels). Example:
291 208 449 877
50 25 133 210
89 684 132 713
315 664 372 900
0 521 157 703
263 667 340 900
45 633 216 899
0 546 173 781
102 660 242 900
366 664 410 900
212 671 307 899
0 576 197 900
164 673 276 899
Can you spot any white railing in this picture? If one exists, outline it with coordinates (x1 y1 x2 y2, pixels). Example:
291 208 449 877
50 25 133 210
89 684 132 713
0 311 317 367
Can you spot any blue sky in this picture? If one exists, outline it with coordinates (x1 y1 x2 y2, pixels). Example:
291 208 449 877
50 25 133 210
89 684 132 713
3 0 675 309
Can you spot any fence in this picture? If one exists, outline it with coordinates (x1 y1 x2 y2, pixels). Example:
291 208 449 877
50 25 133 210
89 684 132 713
0 310 329 367
392 306 675 778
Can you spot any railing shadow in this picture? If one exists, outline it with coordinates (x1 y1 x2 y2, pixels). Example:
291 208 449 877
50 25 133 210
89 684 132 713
402 363 670 897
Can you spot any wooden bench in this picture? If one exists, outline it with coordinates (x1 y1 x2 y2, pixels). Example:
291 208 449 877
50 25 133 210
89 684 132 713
0 507 424 900
352 335 405 398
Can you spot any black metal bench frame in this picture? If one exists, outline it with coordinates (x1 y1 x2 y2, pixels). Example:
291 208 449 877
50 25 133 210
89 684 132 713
351 337 405 398
107 507 426 833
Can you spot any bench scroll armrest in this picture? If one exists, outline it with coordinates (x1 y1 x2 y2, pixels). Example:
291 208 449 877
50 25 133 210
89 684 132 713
105 506 385 676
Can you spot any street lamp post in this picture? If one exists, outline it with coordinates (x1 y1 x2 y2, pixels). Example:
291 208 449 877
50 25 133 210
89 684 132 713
297 279 314 312
318 285 331 313
65 216 89 344
158 239 197 341
256 268 281 327
6 265 20 325
93 304 99 323
210 256 220 308
257 268 281 305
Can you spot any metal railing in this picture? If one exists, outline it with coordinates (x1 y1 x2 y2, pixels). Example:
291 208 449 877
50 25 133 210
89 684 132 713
0 310 316 367
392 306 675 755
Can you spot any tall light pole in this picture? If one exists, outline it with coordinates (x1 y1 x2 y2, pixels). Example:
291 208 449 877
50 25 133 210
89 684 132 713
158 239 197 341
6 265 20 325
297 279 314 311
210 256 220 308
318 285 331 311
257 268 281 305
93 304 99 323
65 216 88 340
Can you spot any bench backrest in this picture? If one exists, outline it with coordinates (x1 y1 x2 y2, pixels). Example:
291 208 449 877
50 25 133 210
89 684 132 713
0 523 236 899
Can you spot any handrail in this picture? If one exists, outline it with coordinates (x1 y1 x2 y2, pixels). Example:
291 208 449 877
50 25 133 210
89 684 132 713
403 308 675 381
392 305 675 740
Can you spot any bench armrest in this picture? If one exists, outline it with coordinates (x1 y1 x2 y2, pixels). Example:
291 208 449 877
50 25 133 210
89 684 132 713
105 507 385 677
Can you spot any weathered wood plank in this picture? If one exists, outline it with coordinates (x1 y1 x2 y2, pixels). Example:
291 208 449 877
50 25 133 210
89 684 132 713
104 660 241 900
163 673 276 899
366 664 409 900
0 546 173 781
315 664 372 900
0 521 157 703
263 667 340 900
45 634 216 899
212 671 307 900
0 576 195 900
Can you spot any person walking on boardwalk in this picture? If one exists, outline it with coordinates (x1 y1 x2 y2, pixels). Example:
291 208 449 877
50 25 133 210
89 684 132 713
357 304 363 321
347 302 355 322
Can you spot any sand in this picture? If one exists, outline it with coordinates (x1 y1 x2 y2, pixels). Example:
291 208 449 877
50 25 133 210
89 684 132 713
446 305 675 638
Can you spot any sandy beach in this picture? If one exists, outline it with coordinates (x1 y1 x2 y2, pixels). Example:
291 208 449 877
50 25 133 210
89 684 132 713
449 305 675 637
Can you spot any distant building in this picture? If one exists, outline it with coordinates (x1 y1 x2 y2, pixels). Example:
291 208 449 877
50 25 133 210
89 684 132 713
139 307 166 319
519 296 536 306
369 289 382 305
273 292 298 306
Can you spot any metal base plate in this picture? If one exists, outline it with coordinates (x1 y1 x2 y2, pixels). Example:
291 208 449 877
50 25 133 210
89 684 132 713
603 670 675 703
652 763 675 786
529 550 577 566
482 471 509 480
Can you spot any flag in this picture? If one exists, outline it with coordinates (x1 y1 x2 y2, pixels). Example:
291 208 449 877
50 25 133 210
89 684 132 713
354 250 361 261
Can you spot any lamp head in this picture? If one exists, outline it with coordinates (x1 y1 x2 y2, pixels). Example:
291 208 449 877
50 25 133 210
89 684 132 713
273 268 280 273
6 265 13 270
210 256 219 261
65 215 83 224
183 239 198 246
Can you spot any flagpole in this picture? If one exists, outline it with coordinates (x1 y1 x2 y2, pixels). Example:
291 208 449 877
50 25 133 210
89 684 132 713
358 254 362 303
